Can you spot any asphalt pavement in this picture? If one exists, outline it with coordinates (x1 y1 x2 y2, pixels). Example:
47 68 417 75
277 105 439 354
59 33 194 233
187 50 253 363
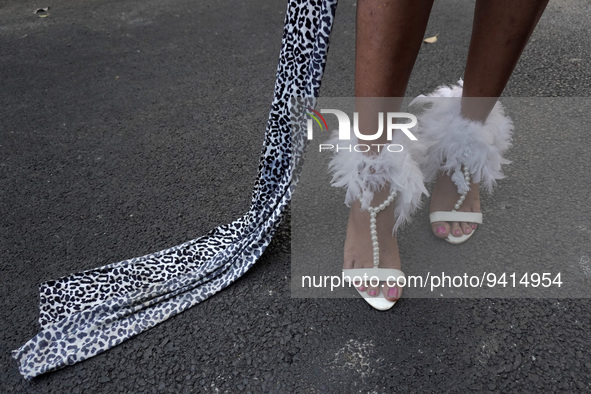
1 0 590 392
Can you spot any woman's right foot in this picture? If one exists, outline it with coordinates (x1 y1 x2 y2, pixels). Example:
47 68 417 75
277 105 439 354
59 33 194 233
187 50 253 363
343 190 402 302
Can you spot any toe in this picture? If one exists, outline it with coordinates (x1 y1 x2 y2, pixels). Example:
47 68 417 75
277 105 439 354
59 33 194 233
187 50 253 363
461 222 472 235
431 221 450 239
470 222 478 231
450 222 463 238
353 276 368 293
384 284 401 301
366 285 380 297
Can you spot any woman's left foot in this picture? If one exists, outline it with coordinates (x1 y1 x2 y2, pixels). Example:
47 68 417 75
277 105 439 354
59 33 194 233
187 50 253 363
430 172 481 239
411 80 514 243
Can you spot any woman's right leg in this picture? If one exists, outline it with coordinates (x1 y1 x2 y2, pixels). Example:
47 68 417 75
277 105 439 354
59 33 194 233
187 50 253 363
347 0 434 301
355 0 434 98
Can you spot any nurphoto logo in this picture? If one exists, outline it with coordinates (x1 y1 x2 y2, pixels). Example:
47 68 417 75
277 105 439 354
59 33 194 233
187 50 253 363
306 108 418 152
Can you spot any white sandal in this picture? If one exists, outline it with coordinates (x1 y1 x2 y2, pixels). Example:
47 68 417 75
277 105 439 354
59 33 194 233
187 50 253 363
411 79 513 245
328 132 427 310
428 168 483 244
341 190 406 310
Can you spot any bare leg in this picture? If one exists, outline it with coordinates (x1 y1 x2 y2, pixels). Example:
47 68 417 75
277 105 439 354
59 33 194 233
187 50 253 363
355 0 434 147
430 0 549 239
346 0 433 301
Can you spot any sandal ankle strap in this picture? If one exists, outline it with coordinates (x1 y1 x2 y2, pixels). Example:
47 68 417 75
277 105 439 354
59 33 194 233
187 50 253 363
327 132 428 232
410 79 514 195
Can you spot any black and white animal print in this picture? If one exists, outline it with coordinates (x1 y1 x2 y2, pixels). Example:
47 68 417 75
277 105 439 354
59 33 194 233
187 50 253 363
12 0 338 379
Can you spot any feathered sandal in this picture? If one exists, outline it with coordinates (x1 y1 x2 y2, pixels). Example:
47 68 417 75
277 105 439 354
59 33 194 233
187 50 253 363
410 80 514 244
328 131 427 310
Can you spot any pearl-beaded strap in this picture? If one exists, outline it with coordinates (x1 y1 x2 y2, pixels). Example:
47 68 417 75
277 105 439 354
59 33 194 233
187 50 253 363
367 190 397 268
453 164 471 211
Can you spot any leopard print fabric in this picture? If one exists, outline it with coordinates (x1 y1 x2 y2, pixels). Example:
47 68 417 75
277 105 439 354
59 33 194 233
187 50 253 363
12 0 338 379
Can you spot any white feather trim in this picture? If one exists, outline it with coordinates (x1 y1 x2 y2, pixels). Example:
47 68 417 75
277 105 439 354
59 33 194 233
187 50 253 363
410 80 513 194
326 131 428 232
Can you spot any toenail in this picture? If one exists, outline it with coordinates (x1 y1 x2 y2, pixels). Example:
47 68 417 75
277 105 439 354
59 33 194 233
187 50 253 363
453 230 461 236
387 287 398 298
464 227 472 234
436 227 446 234
368 290 377 296
471 224 477 229
357 286 366 292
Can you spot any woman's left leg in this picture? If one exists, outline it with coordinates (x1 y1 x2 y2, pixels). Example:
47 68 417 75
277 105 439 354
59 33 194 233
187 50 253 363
430 0 549 240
